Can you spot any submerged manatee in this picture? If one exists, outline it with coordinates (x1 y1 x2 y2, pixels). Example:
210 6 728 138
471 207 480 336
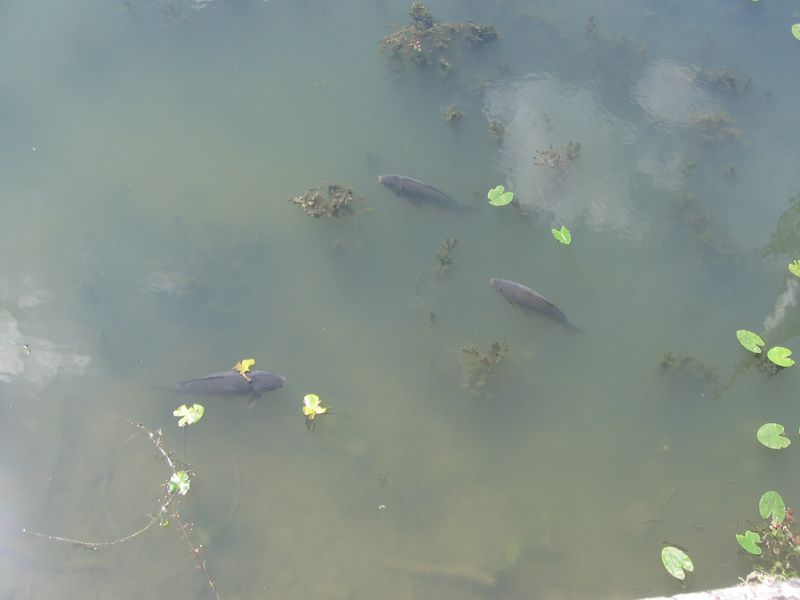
490 278 581 332
177 369 286 398
378 174 463 209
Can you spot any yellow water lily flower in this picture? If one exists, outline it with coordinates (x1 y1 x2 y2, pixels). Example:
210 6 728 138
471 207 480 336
302 393 328 424
233 358 256 382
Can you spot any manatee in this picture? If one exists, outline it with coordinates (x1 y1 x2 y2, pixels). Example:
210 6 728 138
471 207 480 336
490 277 581 332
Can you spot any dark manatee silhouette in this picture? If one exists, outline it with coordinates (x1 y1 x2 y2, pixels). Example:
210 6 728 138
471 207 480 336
378 174 464 209
176 369 286 398
490 277 581 332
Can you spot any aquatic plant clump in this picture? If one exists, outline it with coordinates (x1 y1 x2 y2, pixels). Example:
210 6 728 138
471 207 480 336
442 105 463 124
434 237 457 275
763 193 800 257
291 182 361 218
488 120 505 144
460 340 509 394
658 352 719 380
533 142 581 170
740 506 800 578
692 111 741 143
379 2 498 74
696 67 751 94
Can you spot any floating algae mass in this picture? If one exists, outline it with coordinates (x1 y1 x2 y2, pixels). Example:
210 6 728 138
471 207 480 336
378 2 498 74
291 182 361 218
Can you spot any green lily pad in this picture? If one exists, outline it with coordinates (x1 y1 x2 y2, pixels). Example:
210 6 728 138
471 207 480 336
173 403 205 427
488 185 514 206
551 225 572 245
736 530 762 555
767 346 795 367
789 260 800 277
736 329 765 353
759 490 786 523
660 546 694 580
792 24 800 41
757 423 791 449
168 470 191 496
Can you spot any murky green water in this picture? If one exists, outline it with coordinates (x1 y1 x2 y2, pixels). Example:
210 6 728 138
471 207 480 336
3 1 800 598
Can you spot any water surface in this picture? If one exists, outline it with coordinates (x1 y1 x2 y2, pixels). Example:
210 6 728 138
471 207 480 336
2 1 800 598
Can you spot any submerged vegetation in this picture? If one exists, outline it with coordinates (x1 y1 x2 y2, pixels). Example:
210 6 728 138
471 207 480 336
379 2 498 75
488 120 505 144
460 340 509 394
433 237 457 276
658 352 719 380
692 111 741 143
442 104 464 124
697 67 751 94
669 191 737 267
763 192 800 258
533 141 581 170
291 182 361 218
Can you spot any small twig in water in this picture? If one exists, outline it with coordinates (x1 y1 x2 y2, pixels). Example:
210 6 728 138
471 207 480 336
24 421 222 600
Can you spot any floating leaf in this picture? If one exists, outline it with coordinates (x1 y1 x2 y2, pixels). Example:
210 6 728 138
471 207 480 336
736 530 762 555
660 546 694 580
233 358 256 381
736 329 765 353
789 260 800 277
487 185 514 206
302 393 328 423
767 346 795 367
757 423 791 449
169 470 191 496
759 490 786 523
551 225 572 245
793 23 800 41
173 403 205 427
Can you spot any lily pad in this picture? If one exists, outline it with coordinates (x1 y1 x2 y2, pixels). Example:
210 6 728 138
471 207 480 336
173 403 205 427
551 225 572 245
757 423 791 449
736 530 762 555
660 546 694 580
302 393 328 423
793 24 800 41
169 470 191 496
759 490 786 523
736 329 765 353
767 346 795 367
789 260 800 277
488 185 514 206
233 358 256 381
